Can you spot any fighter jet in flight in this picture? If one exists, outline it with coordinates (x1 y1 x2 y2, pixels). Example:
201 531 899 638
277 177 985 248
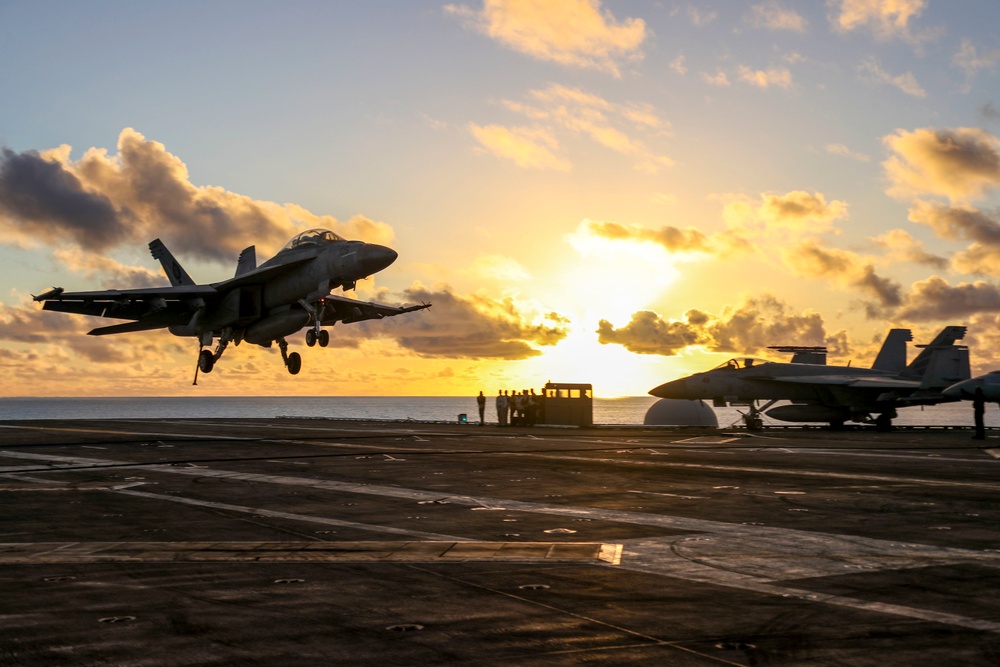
34 228 430 382
649 326 970 430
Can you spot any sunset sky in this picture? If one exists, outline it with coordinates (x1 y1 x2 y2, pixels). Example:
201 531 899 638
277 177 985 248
2 0 1000 397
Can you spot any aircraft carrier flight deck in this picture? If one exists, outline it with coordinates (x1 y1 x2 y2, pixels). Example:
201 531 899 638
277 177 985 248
3 418 1000 665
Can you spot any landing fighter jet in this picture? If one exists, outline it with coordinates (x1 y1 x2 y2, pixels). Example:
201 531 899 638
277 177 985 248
649 326 970 430
34 228 430 382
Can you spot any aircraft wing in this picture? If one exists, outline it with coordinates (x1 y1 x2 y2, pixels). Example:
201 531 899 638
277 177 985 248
319 294 431 325
35 285 217 327
767 375 923 389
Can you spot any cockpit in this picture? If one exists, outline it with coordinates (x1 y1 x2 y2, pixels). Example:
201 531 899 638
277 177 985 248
282 228 346 251
711 357 771 371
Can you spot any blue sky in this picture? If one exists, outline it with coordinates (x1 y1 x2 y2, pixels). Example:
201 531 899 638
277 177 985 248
1 1 999 396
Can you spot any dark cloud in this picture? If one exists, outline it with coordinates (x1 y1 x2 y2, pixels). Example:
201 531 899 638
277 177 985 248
0 148 125 250
0 129 394 265
598 296 826 356
368 285 569 360
896 276 1000 321
909 201 1000 277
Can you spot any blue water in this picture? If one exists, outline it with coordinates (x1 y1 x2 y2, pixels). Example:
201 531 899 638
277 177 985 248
0 396 992 427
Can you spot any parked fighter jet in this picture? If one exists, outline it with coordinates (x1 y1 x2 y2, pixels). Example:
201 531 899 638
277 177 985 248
943 372 1000 402
33 228 430 382
649 326 970 430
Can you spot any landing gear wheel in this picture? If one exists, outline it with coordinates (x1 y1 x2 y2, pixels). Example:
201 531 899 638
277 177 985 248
286 352 302 375
306 330 317 347
318 330 329 347
829 419 845 431
198 349 215 373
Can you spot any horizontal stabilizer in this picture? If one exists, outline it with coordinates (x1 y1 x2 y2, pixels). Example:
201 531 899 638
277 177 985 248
319 295 431 325
88 320 177 336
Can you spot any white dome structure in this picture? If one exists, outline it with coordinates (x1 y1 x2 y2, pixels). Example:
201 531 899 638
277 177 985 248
644 399 719 427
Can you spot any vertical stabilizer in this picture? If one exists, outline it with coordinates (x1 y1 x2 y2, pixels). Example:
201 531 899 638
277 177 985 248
235 246 256 277
901 326 971 389
871 328 912 373
149 239 195 286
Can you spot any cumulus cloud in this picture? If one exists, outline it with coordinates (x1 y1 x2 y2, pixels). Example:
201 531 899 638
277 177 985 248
477 84 673 172
577 219 711 254
896 276 1000 321
747 1 806 31
446 0 646 76
883 127 1000 202
469 124 571 170
829 0 930 41
783 240 902 312
737 65 794 89
372 284 569 359
869 228 947 269
908 200 1000 277
724 190 849 234
858 58 925 97
0 129 395 263
597 295 827 356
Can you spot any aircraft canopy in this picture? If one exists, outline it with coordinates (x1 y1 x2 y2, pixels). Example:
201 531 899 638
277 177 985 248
712 357 772 371
283 228 346 250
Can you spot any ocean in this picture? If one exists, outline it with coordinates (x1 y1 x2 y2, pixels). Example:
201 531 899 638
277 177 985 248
0 396 993 427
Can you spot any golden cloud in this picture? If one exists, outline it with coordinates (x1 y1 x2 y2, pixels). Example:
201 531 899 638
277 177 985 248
783 240 902 311
367 284 569 360
737 65 793 89
829 0 929 41
577 219 711 254
469 123 571 170
492 84 673 172
447 0 646 76
883 127 1000 202
869 229 947 269
725 190 848 234
597 295 828 357
909 200 1000 277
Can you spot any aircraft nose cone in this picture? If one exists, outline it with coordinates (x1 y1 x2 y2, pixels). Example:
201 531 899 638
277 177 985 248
649 378 688 399
943 379 978 400
359 244 398 274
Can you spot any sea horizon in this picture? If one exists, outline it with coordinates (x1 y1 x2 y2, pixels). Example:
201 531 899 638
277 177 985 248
0 395 992 428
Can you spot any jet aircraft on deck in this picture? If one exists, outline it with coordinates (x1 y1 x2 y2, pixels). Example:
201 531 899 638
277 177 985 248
649 327 970 430
34 228 430 382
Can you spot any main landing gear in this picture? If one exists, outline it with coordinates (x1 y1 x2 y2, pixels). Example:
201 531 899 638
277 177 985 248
305 328 329 347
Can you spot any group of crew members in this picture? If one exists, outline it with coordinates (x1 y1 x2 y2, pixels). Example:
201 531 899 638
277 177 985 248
475 389 543 426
